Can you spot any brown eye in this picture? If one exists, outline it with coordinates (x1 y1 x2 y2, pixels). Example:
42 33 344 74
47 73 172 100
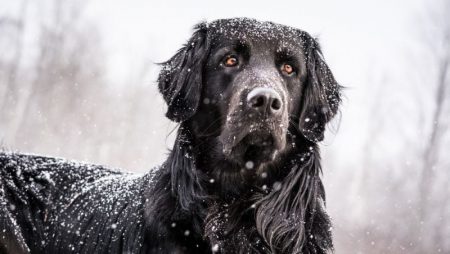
224 56 238 67
282 64 294 75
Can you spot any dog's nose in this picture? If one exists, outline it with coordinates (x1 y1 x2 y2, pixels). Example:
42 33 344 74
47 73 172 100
247 87 283 115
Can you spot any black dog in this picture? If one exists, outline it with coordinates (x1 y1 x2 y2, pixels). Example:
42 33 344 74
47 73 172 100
0 18 341 254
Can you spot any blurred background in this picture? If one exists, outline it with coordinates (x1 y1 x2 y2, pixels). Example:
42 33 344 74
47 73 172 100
0 0 449 253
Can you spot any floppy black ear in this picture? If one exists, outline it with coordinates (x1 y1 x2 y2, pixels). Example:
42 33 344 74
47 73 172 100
158 23 210 122
299 33 341 142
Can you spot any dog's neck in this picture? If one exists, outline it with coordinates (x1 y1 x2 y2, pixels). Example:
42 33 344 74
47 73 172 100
160 125 332 252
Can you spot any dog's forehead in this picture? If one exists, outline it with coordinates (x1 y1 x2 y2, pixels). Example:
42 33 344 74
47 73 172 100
207 18 306 48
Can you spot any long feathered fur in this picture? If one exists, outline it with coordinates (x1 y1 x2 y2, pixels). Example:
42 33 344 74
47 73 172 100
254 146 332 253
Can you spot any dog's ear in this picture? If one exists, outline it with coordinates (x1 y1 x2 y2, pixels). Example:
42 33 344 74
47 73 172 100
298 33 341 142
158 23 210 122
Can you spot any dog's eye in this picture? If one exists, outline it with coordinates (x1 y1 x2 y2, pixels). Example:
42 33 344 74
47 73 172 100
223 55 238 67
281 64 295 75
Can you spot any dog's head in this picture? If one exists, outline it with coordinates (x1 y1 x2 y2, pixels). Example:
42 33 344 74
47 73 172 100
159 18 340 172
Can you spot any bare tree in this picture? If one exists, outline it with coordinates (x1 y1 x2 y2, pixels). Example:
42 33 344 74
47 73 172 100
0 0 28 122
418 0 450 226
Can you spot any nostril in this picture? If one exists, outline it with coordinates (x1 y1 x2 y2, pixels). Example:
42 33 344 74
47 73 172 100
252 96 265 108
271 98 281 110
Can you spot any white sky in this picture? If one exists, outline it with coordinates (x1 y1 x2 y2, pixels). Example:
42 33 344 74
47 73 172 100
83 0 423 87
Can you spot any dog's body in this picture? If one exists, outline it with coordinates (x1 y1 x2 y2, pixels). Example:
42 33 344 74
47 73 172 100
0 153 151 253
1 18 341 254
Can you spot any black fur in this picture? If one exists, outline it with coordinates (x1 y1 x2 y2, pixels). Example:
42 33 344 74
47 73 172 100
0 18 341 254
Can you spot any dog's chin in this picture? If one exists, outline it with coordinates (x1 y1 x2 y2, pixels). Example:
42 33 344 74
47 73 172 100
225 132 283 168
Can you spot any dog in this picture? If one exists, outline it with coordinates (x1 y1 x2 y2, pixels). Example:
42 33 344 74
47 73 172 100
0 18 341 254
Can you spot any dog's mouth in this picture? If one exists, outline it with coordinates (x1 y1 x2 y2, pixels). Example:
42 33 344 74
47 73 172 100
242 133 276 163
221 129 284 167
